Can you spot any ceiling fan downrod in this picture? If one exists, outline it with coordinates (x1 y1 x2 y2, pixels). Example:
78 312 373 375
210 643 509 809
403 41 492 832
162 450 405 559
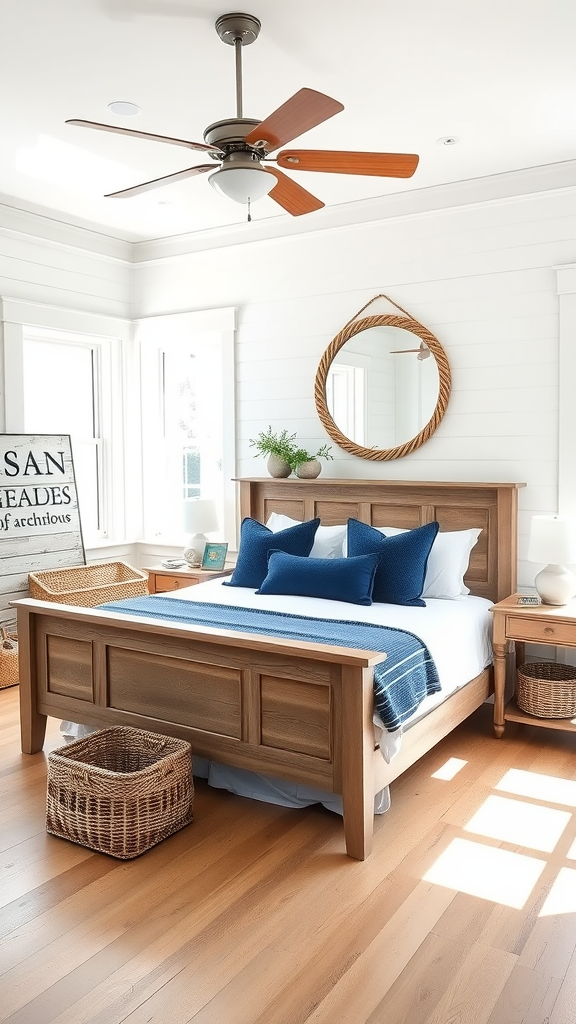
215 13 262 120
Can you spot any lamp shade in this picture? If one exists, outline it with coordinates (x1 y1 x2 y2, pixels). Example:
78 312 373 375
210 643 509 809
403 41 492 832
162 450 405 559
527 515 576 565
183 498 219 536
209 165 274 204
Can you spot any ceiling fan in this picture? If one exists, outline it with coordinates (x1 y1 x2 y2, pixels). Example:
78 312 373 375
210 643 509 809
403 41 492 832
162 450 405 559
66 12 419 218
389 341 431 360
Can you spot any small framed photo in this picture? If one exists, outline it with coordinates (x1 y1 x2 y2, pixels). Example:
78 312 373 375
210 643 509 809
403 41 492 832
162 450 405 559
201 542 229 571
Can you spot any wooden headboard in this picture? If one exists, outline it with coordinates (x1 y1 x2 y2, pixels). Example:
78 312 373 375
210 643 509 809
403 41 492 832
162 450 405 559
236 478 525 604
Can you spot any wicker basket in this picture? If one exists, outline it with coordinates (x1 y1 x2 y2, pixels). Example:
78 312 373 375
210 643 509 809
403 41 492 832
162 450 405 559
29 561 148 607
516 661 576 719
0 628 19 689
46 726 194 858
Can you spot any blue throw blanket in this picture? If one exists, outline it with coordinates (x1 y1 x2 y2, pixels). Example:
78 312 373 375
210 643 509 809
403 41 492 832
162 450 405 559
98 597 441 732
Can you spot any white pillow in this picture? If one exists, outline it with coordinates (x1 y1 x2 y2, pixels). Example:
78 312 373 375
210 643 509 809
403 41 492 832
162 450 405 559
266 512 347 559
377 526 481 599
343 523 481 599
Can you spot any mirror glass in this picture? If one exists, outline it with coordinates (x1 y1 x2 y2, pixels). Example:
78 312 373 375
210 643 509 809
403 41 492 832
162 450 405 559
326 326 440 450
315 312 451 461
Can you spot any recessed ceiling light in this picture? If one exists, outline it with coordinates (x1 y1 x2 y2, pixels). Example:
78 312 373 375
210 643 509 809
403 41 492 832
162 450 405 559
436 136 460 146
107 101 141 117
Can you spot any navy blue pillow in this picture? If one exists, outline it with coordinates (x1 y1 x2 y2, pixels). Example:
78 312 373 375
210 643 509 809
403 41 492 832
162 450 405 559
257 550 381 605
224 517 320 589
346 518 439 606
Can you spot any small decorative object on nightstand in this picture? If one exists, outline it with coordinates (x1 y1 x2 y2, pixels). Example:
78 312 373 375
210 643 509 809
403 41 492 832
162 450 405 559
527 514 576 606
182 498 219 568
201 542 228 571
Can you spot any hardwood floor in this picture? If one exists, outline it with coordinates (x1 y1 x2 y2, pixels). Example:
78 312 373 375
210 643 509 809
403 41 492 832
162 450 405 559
3 685 576 1023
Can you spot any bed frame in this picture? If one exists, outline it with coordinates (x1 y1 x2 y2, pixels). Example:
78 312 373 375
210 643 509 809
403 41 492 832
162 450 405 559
16 478 522 860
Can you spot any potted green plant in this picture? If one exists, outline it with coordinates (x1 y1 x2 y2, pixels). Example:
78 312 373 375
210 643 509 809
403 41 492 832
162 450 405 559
249 427 298 478
289 443 334 479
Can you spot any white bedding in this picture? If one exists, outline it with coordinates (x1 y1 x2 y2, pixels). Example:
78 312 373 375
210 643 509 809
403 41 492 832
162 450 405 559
61 579 494 817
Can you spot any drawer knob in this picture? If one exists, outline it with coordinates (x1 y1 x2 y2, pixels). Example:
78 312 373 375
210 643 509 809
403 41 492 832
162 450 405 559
544 626 554 635
173 580 180 588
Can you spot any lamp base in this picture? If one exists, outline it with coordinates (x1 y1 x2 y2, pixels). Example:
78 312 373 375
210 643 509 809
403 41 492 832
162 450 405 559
534 564 576 606
183 533 208 568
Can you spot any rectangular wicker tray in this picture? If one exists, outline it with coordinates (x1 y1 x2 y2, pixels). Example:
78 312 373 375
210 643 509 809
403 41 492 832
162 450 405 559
29 561 148 607
46 726 194 858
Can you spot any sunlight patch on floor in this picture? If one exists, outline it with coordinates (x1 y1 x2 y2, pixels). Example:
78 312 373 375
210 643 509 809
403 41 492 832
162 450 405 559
464 794 570 853
495 768 576 808
423 837 546 908
431 757 468 780
539 867 576 916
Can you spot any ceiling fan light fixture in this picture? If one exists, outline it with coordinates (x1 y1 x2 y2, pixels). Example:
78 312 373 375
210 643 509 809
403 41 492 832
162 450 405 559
208 164 273 205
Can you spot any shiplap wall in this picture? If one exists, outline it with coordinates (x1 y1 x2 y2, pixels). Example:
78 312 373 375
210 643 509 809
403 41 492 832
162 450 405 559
0 202 132 321
132 183 576 591
1 173 575 592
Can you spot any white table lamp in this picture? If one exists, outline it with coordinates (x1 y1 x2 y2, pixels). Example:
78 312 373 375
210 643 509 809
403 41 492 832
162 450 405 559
183 499 219 567
527 514 576 605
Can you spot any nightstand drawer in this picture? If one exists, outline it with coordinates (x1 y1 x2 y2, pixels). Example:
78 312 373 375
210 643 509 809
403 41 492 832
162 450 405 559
506 615 575 646
154 574 198 593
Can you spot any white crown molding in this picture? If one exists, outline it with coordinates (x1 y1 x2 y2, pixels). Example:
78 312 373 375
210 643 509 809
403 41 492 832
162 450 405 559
131 158 576 265
1 158 575 266
0 195 133 262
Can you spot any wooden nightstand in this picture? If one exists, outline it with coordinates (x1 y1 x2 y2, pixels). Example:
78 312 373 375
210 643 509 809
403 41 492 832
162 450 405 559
491 594 576 738
144 563 234 594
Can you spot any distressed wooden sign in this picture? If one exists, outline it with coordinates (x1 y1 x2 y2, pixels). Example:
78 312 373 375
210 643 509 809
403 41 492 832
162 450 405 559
0 434 85 625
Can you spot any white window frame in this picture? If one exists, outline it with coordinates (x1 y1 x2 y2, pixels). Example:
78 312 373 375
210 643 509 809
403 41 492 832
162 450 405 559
136 307 237 546
0 297 131 549
326 357 367 446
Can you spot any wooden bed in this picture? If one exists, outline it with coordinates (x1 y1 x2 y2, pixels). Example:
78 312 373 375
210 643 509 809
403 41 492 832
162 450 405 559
16 478 522 860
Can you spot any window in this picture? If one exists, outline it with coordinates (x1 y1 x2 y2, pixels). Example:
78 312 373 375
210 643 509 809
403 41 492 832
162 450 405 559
138 309 236 546
326 361 366 445
2 307 128 547
20 331 104 537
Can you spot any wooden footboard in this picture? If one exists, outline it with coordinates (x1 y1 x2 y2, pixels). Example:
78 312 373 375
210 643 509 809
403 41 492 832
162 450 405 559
16 599 382 860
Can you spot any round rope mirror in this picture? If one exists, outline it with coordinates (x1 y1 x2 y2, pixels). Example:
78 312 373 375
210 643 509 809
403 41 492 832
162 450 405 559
314 298 451 461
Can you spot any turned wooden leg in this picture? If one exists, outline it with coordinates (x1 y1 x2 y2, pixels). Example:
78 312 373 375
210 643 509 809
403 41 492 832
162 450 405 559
493 641 507 738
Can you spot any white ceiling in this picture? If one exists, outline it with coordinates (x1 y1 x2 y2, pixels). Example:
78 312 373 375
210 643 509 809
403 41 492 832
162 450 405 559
1 0 575 243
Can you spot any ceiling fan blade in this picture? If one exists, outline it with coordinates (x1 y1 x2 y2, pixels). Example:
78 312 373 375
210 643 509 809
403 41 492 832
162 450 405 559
276 150 420 178
105 165 213 198
265 168 324 217
66 119 221 154
244 89 344 153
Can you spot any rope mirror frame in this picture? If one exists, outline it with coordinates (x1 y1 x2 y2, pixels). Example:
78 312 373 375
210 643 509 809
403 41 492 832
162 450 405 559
314 298 452 462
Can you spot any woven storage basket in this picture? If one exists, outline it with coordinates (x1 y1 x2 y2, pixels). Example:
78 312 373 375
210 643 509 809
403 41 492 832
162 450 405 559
29 561 148 607
516 662 576 719
0 629 19 689
46 726 193 858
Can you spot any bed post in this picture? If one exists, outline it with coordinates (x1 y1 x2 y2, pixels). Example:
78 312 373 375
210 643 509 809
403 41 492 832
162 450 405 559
17 605 47 753
340 665 375 860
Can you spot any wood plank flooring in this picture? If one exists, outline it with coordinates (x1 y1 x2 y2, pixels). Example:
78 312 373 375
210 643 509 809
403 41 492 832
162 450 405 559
3 685 576 1023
